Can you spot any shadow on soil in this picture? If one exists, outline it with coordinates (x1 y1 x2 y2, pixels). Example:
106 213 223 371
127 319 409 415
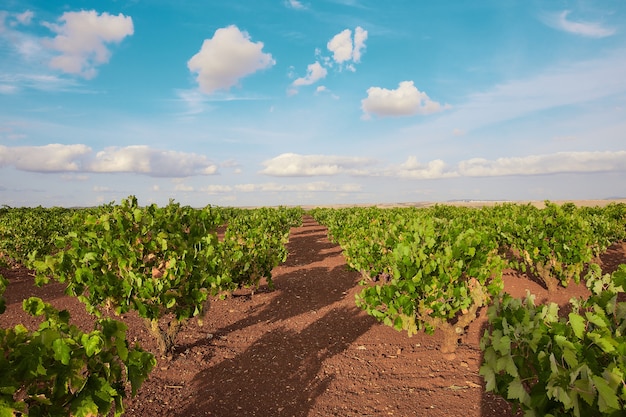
176 216 377 416
210 216 363 338
178 306 373 417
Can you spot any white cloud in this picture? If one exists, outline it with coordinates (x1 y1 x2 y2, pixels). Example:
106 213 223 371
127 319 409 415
174 183 194 192
188 25 275 94
327 26 368 66
0 144 90 172
327 29 353 64
15 10 34 26
1 10 34 28
202 185 234 194
234 181 361 193
392 157 458 179
292 61 327 86
260 153 375 176
285 0 306 10
43 10 134 79
380 151 626 179
543 10 616 38
0 144 219 177
352 26 368 63
89 146 218 177
458 151 626 177
0 11 48 64
361 81 450 119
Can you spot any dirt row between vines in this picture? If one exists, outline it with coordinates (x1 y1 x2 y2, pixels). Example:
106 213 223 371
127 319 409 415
2 215 626 417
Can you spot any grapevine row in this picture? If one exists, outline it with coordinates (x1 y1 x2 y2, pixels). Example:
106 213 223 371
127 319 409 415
311 202 626 415
1 196 303 416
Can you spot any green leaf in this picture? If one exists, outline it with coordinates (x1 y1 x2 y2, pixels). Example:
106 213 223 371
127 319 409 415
592 375 620 412
585 312 608 328
568 312 586 339
23 297 46 316
507 379 528 404
0 404 18 417
549 385 573 409
588 331 616 353
72 394 100 417
493 333 511 354
52 338 72 365
81 333 103 357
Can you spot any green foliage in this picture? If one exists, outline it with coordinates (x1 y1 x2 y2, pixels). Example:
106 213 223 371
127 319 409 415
487 201 621 292
356 215 505 354
0 288 154 416
313 206 505 354
30 197 301 355
479 264 626 416
31 196 225 355
0 206 78 265
220 207 300 290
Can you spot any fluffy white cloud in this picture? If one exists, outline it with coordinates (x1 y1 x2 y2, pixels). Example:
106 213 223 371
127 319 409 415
361 81 450 119
260 153 375 176
392 157 458 179
0 144 219 177
543 10 615 38
292 61 327 86
327 26 368 67
0 143 90 172
458 151 626 177
188 25 275 94
88 146 218 177
43 10 133 79
352 26 368 63
327 29 353 64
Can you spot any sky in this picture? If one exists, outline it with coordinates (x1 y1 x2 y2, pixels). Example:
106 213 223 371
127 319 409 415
1 0 625 208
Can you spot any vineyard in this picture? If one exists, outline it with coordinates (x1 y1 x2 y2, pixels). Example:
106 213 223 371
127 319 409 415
1 198 626 416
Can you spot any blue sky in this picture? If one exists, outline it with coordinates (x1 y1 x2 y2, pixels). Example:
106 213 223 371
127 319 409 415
1 0 625 207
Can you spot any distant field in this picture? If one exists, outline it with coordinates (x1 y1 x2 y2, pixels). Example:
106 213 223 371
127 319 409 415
301 199 626 210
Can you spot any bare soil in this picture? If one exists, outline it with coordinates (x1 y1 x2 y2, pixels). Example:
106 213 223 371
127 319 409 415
2 215 625 417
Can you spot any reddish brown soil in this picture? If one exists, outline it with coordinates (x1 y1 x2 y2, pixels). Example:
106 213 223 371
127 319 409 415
2 216 625 417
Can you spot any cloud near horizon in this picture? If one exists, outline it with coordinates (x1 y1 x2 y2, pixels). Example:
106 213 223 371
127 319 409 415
0 144 219 177
260 151 626 179
458 151 626 177
177 181 361 195
260 153 375 176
